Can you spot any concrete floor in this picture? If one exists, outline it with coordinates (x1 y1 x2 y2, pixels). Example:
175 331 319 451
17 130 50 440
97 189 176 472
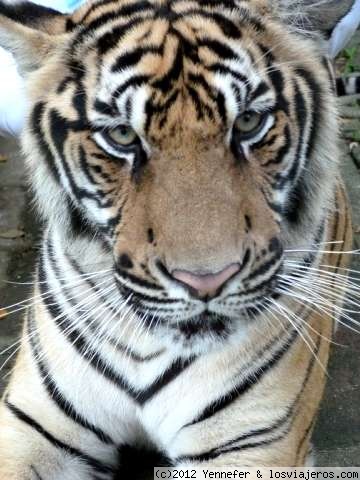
0 124 359 468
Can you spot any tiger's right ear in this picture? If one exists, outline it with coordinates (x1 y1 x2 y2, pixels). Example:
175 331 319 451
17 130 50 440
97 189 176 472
0 1 70 75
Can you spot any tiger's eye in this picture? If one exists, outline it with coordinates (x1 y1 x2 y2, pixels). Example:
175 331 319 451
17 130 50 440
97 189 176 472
107 125 138 147
234 111 263 135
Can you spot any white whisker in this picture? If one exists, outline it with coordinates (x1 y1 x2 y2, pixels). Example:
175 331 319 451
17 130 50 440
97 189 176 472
268 297 328 374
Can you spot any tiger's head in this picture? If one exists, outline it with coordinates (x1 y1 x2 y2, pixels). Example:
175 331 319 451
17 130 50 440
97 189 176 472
0 0 344 351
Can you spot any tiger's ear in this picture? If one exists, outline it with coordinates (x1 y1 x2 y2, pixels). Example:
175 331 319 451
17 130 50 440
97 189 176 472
298 0 354 34
0 1 70 75
275 0 355 37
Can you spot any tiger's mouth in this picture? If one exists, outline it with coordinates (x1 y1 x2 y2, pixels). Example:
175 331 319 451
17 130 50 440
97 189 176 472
113 265 282 339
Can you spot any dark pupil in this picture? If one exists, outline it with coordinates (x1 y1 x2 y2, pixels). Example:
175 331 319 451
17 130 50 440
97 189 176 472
120 126 129 135
243 112 252 123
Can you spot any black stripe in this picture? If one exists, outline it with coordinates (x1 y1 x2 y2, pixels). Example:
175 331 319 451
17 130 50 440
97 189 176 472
40 245 192 404
136 357 196 405
296 219 326 272
209 63 247 84
78 146 113 204
152 41 183 92
113 74 150 100
284 81 307 184
31 102 60 183
48 109 110 209
182 9 242 39
285 177 308 225
250 81 270 101
66 253 114 306
283 70 323 223
263 125 291 167
78 146 99 188
67 255 165 361
112 46 162 72
214 330 320 460
335 193 349 273
79 0 144 21
108 337 165 362
96 18 148 55
187 86 214 120
30 466 43 480
178 322 320 463
80 0 153 32
66 58 88 122
178 416 293 463
215 90 227 124
144 89 180 132
197 38 237 61
93 99 117 117
57 76 74 94
39 254 138 399
295 68 322 163
267 66 289 114
188 72 215 99
5 400 114 475
224 265 282 303
176 31 200 64
27 314 114 445
115 278 182 305
187 327 299 426
67 200 102 240
190 0 237 8
246 249 283 281
295 416 316 464
188 86 203 119
187 4 264 33
115 268 165 291
321 58 336 93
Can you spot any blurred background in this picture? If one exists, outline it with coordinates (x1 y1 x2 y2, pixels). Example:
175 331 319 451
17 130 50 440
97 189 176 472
0 29 360 469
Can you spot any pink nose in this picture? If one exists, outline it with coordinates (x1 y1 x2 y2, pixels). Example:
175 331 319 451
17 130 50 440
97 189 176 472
172 263 240 298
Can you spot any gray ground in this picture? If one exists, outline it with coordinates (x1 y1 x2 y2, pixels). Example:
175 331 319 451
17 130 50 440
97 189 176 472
0 117 360 467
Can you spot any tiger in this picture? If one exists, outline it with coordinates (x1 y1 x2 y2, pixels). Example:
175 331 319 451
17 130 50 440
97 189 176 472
0 0 355 477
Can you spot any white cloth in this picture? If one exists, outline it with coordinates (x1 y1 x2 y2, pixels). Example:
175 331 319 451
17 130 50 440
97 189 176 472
0 48 26 136
32 0 84 13
328 0 360 58
0 0 85 137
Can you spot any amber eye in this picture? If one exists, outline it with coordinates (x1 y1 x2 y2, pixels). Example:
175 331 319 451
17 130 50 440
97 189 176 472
234 111 265 138
107 125 138 147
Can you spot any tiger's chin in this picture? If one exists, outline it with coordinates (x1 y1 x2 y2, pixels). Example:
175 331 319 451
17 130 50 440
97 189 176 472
150 300 272 355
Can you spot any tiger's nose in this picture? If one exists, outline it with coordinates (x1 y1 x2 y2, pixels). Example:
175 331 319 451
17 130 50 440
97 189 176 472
172 263 241 298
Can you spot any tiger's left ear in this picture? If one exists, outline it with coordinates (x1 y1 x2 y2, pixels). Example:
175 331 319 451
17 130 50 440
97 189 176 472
0 1 70 75
274 0 358 54
294 0 355 35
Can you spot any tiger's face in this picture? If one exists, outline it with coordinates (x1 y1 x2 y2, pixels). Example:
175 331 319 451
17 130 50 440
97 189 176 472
19 0 338 350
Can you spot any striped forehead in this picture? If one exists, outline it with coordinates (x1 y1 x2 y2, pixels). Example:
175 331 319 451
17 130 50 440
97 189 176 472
83 6 276 132
88 46 276 135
